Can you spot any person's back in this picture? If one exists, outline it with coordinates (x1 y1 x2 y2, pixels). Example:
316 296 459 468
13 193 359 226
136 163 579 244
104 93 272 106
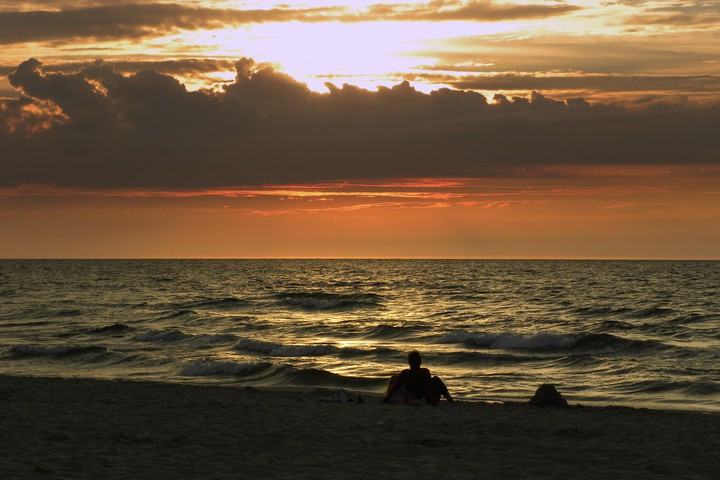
383 350 453 405
394 366 436 403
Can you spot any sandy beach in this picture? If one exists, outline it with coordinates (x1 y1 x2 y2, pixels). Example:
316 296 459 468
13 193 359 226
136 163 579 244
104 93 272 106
1 374 717 479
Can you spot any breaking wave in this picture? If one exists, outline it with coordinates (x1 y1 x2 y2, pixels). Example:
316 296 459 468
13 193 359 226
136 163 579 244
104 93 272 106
181 359 381 389
181 360 272 377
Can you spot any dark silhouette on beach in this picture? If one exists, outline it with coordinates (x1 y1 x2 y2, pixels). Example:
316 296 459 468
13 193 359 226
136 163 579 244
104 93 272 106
383 350 454 405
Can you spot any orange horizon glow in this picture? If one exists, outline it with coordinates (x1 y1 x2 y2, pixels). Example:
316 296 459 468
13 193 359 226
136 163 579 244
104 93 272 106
2 171 719 260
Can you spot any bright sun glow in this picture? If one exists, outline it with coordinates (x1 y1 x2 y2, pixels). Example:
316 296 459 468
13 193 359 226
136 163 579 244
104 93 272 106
141 19 526 91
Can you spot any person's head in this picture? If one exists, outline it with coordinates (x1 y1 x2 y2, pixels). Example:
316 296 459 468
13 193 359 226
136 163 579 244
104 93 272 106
408 350 422 369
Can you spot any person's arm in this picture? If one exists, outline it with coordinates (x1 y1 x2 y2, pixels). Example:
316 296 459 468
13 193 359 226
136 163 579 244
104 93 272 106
382 371 406 402
423 369 438 405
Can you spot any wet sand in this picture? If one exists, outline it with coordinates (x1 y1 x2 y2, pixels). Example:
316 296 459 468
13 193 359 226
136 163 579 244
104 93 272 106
1 374 718 479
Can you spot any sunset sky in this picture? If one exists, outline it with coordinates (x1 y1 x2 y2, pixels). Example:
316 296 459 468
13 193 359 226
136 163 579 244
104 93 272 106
1 1 719 258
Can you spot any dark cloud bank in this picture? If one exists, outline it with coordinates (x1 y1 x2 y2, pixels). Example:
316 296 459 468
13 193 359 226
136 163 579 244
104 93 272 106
1 58 718 188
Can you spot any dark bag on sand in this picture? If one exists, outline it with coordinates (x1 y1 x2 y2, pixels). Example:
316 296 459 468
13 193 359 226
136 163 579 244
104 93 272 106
527 384 568 407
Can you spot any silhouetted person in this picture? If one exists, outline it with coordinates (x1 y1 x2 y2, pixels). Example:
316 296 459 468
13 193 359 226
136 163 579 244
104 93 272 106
382 350 454 405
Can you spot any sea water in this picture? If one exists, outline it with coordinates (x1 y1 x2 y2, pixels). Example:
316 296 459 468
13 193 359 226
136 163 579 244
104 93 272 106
0 259 718 412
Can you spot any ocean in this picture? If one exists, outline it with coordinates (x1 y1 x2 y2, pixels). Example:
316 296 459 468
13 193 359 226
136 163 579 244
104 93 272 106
0 259 717 412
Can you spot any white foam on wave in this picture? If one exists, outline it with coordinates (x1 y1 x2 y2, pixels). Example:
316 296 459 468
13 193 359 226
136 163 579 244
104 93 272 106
180 359 268 377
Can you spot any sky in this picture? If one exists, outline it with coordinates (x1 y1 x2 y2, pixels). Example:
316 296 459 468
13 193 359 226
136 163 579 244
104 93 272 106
1 1 719 259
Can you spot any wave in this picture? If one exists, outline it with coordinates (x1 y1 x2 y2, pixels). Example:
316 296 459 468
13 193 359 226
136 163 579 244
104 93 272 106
617 378 720 396
156 309 198 320
1 308 83 321
51 309 84 318
356 324 423 340
89 323 134 334
438 331 576 350
181 297 250 310
181 360 272 377
181 359 381 389
573 333 664 353
150 276 175 283
630 306 676 319
339 346 398 358
134 329 189 342
132 328 238 345
234 338 395 358
572 306 632 316
10 344 108 357
665 313 717 326
598 320 637 331
276 366 381 389
685 381 720 396
235 338 340 357
437 330 662 354
274 291 383 310
192 333 239 345
441 350 551 364
0 320 51 328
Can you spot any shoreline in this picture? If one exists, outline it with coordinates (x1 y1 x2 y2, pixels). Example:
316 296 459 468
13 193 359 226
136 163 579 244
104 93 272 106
1 374 718 479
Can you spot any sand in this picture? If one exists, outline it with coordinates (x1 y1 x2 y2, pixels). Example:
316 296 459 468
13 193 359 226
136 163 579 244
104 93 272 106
1 375 718 479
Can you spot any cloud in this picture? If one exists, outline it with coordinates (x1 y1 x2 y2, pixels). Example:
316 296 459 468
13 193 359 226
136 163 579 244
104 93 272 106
2 58 237 77
2 58 719 189
0 4 325 45
625 13 720 27
622 1 720 27
0 2 581 45
0 58 240 99
419 34 720 76
365 1 581 21
0 0 152 9
0 95 65 136
430 72 720 95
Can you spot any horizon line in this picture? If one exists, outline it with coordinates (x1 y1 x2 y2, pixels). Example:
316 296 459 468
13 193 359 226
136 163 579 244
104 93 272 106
1 257 718 261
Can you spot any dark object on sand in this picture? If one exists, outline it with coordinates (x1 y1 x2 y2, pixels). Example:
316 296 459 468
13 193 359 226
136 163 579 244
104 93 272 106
527 384 569 407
